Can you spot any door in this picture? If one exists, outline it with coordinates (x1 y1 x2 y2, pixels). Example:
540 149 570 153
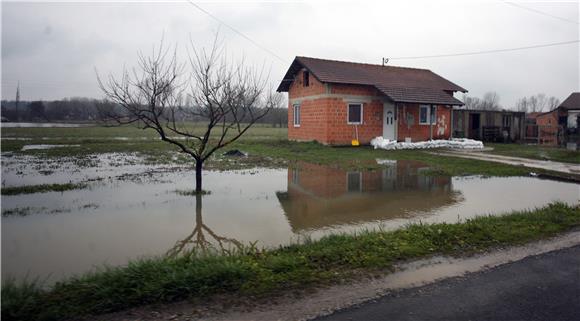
469 113 481 139
383 103 396 140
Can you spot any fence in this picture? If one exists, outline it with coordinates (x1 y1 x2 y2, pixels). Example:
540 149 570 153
523 124 580 147
524 124 561 145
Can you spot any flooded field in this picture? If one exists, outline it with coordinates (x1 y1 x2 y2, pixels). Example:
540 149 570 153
1 153 579 283
1 122 89 128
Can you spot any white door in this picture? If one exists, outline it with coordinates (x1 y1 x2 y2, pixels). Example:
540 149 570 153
383 103 396 140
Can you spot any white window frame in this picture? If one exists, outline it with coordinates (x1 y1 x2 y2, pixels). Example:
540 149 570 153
347 103 363 125
419 105 436 125
293 104 301 127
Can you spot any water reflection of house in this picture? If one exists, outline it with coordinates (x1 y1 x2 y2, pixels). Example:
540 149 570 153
276 160 460 232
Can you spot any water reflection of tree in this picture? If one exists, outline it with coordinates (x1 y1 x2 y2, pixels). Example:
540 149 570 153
166 194 242 257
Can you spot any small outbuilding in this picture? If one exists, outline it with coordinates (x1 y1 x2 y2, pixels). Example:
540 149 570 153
451 109 525 142
277 57 467 145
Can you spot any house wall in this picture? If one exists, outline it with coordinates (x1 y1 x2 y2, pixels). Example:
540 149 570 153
325 97 383 145
397 104 452 141
536 110 559 127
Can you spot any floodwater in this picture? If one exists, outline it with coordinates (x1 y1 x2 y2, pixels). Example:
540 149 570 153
1 155 579 283
1 122 88 128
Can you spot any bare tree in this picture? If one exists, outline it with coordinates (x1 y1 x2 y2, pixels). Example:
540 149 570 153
462 94 482 110
98 39 280 193
515 94 560 113
462 92 501 110
480 91 501 110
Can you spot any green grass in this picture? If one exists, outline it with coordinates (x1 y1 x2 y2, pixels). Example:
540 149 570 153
487 143 580 164
1 183 88 196
233 140 534 177
2 202 579 321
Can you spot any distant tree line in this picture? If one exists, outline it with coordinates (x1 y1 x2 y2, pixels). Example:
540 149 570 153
1 97 288 126
461 92 560 113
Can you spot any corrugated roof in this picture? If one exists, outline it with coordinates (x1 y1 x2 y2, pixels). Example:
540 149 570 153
277 56 467 105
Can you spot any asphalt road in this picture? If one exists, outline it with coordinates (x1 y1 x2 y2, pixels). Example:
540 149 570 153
314 245 580 321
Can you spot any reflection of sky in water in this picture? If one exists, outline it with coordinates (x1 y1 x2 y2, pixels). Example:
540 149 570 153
2 154 579 283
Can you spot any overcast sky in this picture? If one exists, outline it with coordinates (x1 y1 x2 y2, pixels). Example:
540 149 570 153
2 0 578 108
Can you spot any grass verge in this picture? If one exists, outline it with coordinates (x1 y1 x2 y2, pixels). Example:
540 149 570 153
2 202 579 321
1 183 88 196
487 143 580 164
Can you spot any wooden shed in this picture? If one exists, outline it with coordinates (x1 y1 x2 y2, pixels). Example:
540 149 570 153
452 109 525 142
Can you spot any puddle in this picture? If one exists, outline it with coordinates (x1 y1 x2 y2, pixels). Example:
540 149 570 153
21 144 81 151
1 155 579 283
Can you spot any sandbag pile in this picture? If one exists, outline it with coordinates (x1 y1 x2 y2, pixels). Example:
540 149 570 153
370 137 484 150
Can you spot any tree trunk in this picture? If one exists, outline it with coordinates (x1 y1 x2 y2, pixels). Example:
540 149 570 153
195 160 203 193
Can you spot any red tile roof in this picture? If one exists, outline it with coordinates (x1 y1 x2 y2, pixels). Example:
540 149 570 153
559 92 580 110
277 56 467 105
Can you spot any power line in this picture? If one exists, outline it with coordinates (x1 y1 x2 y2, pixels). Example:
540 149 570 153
388 39 579 60
502 1 579 25
185 0 286 63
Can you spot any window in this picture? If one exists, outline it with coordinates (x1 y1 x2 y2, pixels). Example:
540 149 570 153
502 115 511 127
347 103 363 124
419 105 436 125
347 172 362 192
303 71 309 87
293 104 301 127
419 105 429 125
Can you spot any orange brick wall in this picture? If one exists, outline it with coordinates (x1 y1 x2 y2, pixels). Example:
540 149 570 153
536 110 558 127
326 98 383 145
397 104 452 141
288 98 330 143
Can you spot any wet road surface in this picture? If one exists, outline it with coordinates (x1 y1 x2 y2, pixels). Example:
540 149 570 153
315 245 580 321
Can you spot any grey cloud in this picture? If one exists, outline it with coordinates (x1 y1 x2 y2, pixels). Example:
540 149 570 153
1 1 578 107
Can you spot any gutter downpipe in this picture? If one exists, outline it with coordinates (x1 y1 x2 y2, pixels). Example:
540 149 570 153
429 105 434 140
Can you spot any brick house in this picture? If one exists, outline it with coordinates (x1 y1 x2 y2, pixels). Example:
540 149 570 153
535 92 580 145
277 57 467 145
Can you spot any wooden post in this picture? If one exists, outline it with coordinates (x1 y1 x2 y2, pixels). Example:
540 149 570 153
449 106 454 139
